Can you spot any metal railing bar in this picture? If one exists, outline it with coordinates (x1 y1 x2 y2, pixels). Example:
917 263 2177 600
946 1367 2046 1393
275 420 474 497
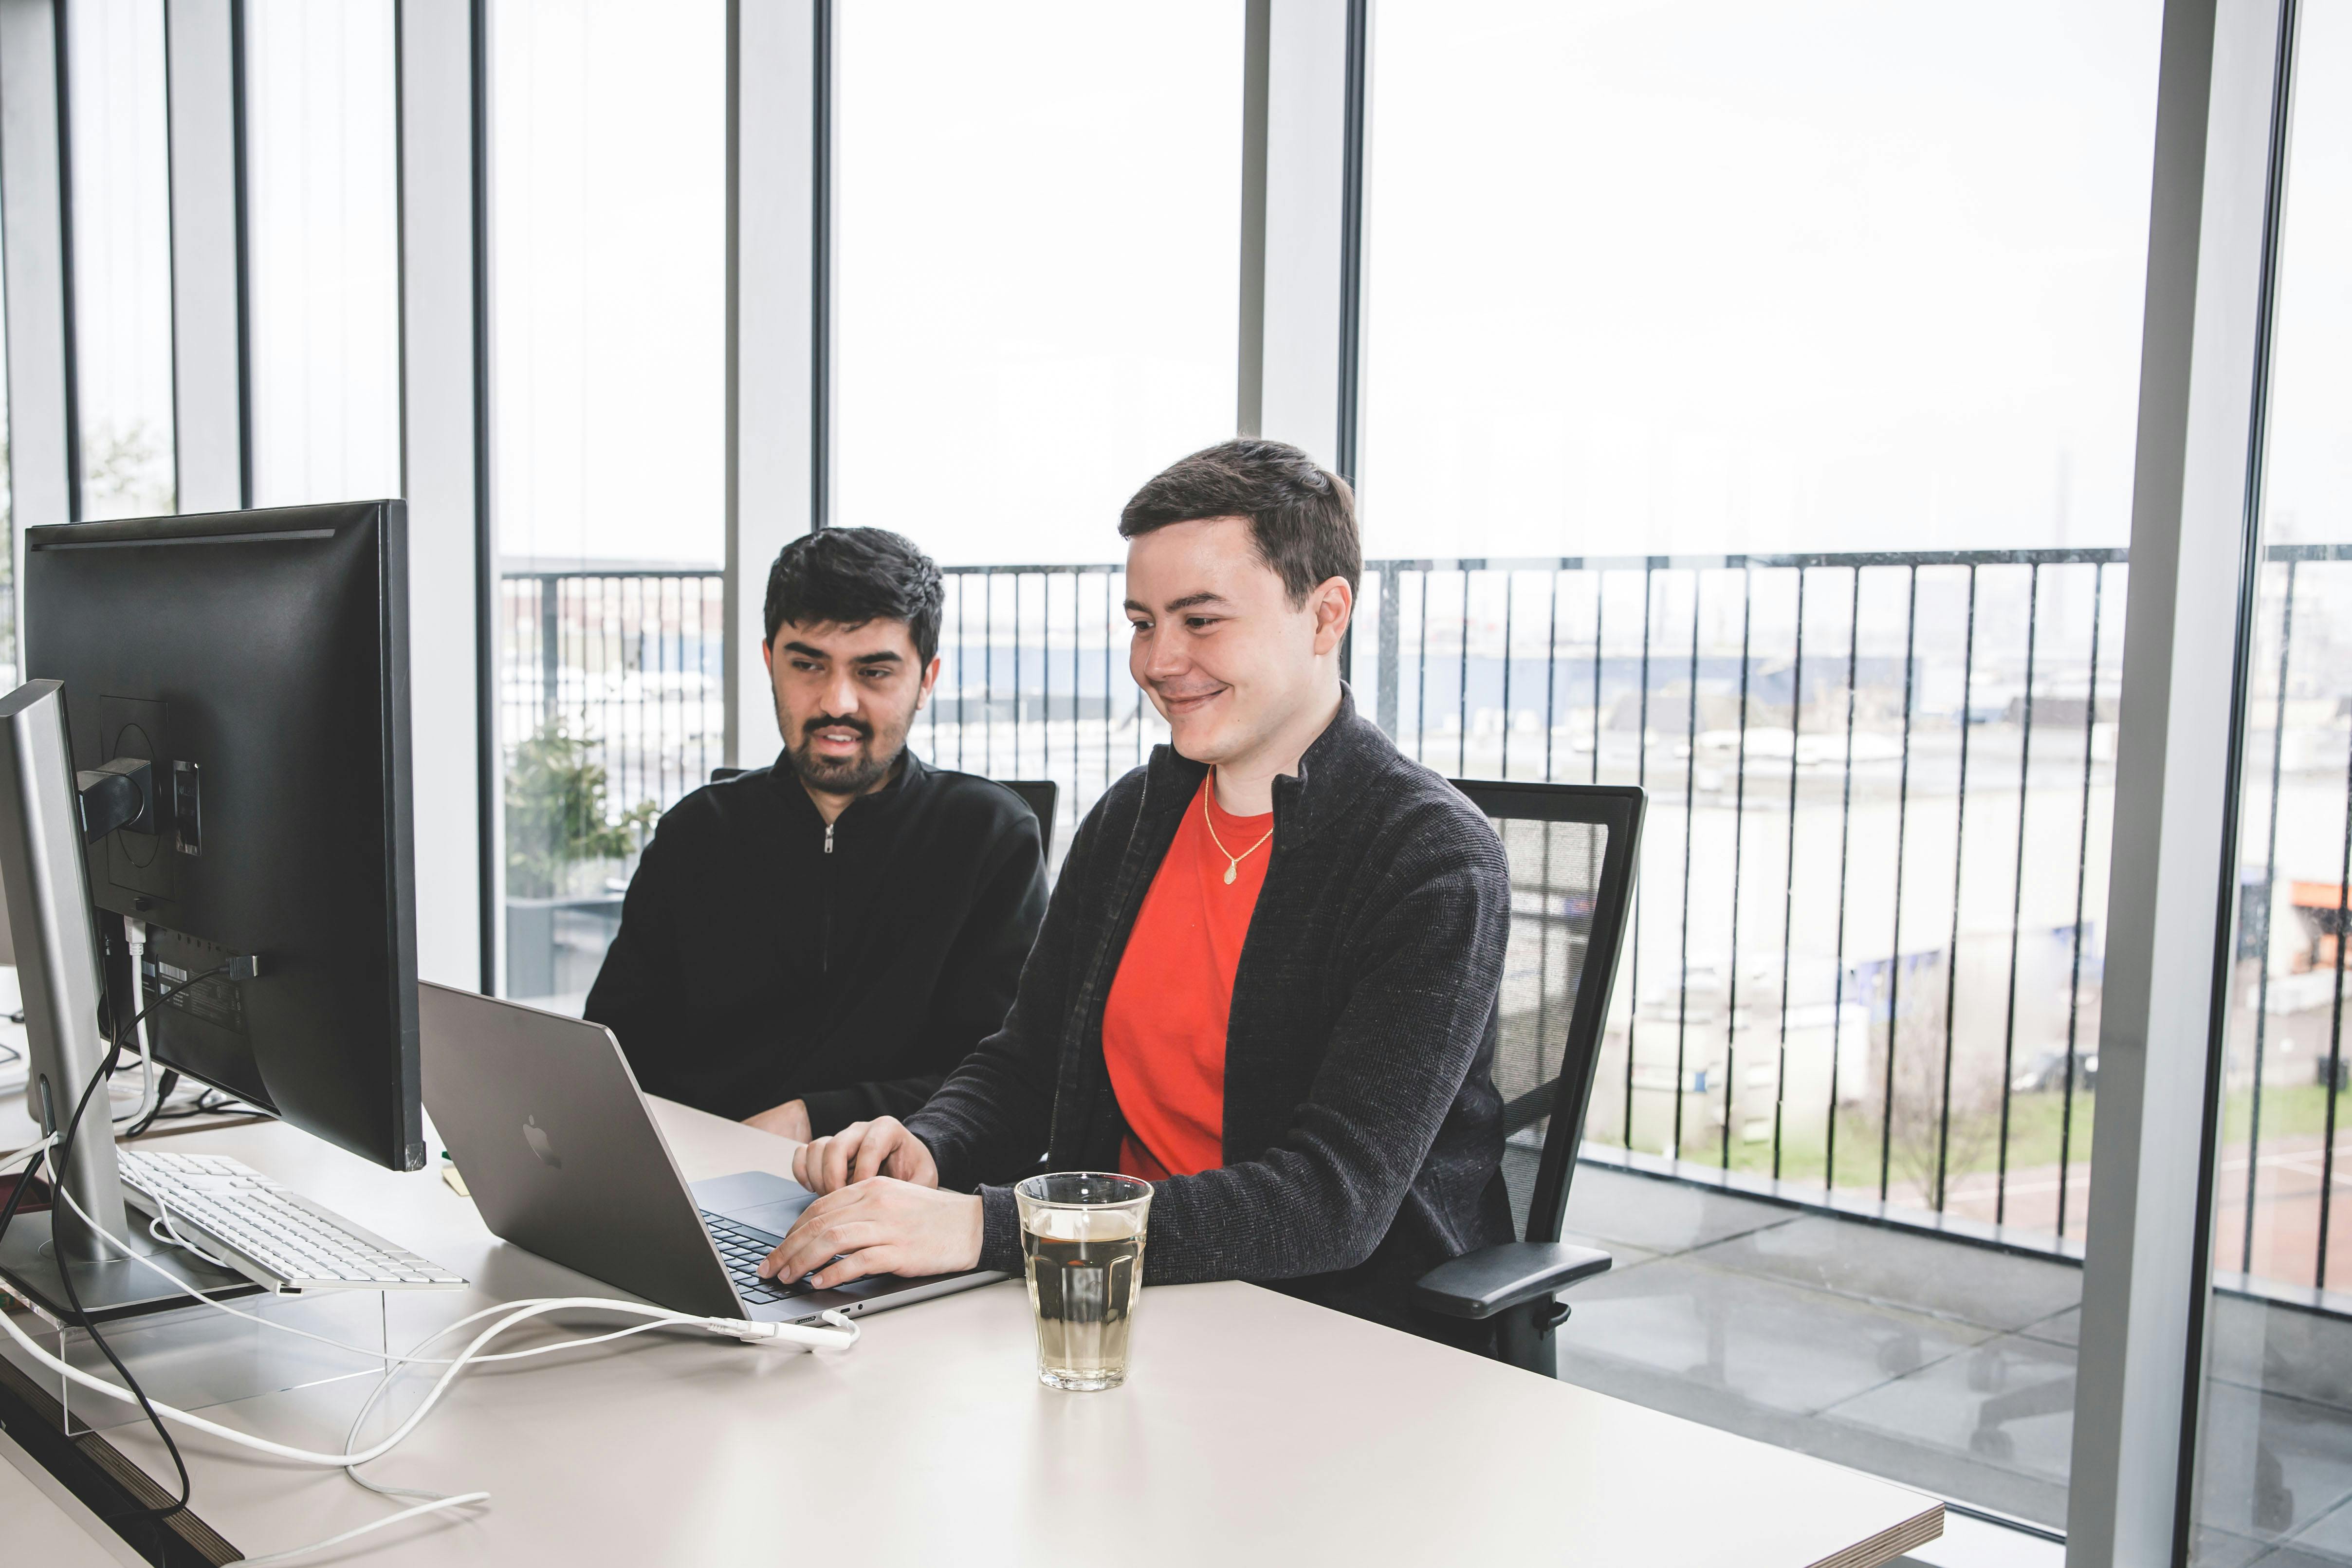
986 573 999 777
1723 568 1755 1170
1354 547 2134 573
1500 572 1516 779
1997 566 2043 1223
1416 571 1430 765
2058 564 2105 1239
1035 573 1047 783
2318 719 2352 1290
1879 566 1920 1202
1457 569 1471 775
1939 565 1978 1212
1543 569 1560 783
1774 568 1807 1181
1589 571 1603 786
503 567 724 581
2244 558 2297 1274
1674 575 1702 1157
1827 568 1861 1195
1626 564 1655 1157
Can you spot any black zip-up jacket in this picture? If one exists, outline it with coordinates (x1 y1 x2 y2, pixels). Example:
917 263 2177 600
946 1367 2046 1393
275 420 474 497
584 750 1047 1137
904 687 1515 1349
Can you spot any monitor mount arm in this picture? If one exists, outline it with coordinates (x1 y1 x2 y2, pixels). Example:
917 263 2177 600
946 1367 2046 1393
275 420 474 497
0 682 246 1321
76 756 157 843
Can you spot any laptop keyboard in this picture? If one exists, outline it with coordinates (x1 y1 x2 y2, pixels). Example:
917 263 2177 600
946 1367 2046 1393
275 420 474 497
701 1210 816 1306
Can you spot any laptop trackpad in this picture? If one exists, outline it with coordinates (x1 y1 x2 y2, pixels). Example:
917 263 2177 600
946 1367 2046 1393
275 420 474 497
691 1170 815 1236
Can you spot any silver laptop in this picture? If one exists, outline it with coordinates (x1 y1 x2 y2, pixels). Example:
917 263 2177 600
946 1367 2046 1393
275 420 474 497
418 982 1004 1324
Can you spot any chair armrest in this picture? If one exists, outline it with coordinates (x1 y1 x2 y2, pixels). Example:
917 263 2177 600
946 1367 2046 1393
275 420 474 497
1411 1240 1614 1321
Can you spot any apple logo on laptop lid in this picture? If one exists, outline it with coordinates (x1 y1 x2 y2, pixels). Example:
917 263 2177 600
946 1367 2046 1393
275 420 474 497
523 1114 562 1170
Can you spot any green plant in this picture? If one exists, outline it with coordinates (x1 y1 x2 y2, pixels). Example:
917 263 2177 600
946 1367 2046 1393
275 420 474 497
505 717 657 900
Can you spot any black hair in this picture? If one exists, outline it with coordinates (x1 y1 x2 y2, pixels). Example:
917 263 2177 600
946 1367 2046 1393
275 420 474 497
762 527 945 663
1117 438 1360 604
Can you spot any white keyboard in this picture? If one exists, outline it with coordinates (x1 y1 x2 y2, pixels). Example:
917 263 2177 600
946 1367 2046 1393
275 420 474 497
115 1148 466 1293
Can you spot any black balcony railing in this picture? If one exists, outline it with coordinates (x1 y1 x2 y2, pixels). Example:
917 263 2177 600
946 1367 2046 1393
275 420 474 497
501 546 2352 1308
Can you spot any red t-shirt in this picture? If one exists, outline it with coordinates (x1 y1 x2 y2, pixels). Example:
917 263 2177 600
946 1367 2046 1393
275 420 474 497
1102 776 1272 1181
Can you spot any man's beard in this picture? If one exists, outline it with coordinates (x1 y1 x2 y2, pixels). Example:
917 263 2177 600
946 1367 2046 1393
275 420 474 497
786 713 904 797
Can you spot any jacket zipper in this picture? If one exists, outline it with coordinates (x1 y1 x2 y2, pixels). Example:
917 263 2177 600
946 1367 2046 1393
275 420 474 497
820 820 835 972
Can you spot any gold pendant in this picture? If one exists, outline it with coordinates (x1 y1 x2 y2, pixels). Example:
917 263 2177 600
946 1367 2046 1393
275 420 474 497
1223 863 1238 885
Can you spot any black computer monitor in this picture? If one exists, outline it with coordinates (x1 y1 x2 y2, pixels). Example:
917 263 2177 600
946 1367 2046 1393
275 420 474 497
24 501 423 1171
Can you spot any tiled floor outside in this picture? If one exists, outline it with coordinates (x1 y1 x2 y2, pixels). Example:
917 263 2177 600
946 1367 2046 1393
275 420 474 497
1554 1165 2352 1567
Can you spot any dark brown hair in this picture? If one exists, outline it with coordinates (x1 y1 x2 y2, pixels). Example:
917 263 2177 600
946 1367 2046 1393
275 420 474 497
1118 439 1360 604
763 527 945 662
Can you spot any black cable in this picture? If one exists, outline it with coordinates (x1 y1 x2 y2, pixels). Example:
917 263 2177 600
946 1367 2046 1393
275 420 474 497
0 1148 47 1249
122 1070 180 1140
0 964 234 1523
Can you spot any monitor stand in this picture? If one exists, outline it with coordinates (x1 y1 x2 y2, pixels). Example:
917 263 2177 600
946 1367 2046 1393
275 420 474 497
0 1212 259 1325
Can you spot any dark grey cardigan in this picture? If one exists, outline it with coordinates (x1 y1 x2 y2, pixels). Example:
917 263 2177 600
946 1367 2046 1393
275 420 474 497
904 686 1516 1347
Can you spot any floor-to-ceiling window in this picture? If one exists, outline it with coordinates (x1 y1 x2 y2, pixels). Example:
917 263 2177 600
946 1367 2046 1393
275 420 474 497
832 1 1243 820
1357 0 2163 1531
66 0 175 519
2192 2 2352 1560
244 0 402 508
489 0 726 1008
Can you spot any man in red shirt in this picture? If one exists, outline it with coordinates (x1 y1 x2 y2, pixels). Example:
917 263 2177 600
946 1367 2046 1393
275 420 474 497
756 440 1514 1347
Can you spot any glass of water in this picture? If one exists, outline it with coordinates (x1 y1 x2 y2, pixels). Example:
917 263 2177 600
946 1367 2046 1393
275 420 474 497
1014 1172 1152 1391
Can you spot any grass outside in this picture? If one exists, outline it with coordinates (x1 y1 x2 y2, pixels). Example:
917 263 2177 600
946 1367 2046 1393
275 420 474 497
1617 1082 2349 1197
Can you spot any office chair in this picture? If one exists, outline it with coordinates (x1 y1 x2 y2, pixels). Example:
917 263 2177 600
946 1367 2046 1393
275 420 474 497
1412 780 1646 1376
712 767 1057 858
998 780 1058 859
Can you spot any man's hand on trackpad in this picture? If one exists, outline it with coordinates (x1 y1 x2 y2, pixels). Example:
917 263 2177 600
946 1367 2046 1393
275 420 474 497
790 1115 938 1195
755 1179 983 1290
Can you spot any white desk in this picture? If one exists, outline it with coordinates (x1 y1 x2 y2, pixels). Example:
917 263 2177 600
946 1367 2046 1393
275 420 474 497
2 1099 1942 1566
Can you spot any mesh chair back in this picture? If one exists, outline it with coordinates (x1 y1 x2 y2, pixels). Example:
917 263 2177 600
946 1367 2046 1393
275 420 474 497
999 780 1058 859
1450 781 1644 1246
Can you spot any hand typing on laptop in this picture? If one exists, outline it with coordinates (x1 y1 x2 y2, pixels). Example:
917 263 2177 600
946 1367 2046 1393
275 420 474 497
757 1116 980 1289
789 1114 937 1194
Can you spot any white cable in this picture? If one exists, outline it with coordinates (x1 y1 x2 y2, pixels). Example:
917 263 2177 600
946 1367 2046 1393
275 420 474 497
146 1210 235 1271
0 1282 853 1466
230 1491 492 1566
17 1174 859 1563
73 1184 850 1371
21 1189 861 1458
112 919 157 1127
3 1131 57 1172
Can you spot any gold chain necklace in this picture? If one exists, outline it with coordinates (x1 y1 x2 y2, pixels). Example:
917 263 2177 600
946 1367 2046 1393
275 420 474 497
1200 785 1275 886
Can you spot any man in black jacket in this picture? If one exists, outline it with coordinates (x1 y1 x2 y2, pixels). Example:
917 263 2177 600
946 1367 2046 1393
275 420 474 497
755 442 1515 1349
583 528 1047 1142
